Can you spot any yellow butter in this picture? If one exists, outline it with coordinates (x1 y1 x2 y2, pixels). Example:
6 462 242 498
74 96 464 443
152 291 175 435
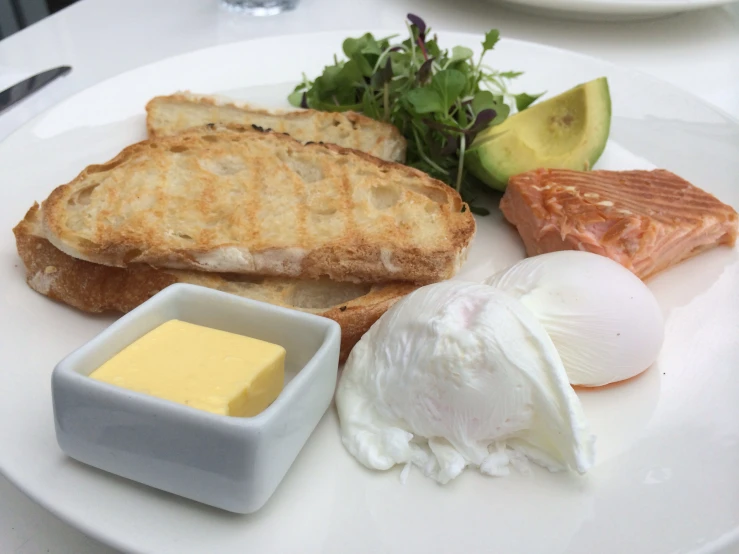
89 320 285 417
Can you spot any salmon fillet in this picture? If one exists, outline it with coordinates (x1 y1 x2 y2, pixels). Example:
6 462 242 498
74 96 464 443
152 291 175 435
500 168 738 280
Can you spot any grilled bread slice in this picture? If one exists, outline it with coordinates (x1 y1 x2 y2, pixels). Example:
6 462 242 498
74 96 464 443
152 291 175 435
42 124 475 284
15 204 418 362
146 92 406 163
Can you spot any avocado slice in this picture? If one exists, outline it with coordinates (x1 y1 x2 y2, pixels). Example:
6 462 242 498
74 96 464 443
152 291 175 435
465 77 612 191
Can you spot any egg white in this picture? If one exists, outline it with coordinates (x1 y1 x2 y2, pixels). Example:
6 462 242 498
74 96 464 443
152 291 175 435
335 281 595 484
485 251 665 387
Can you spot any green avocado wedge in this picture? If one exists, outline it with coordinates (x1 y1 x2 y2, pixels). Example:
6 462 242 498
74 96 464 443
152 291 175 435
465 77 612 191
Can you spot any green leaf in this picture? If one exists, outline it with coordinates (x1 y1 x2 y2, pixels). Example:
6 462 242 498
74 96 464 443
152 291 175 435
455 61 473 76
376 34 398 48
364 42 383 56
499 70 523 79
515 92 544 111
492 101 511 124
314 63 344 92
450 46 473 62
482 29 500 51
336 59 365 87
287 90 304 107
390 51 411 77
388 77 409 97
309 98 362 112
290 81 307 93
362 89 380 120
285 16 524 214
432 69 466 111
471 90 497 114
426 39 442 59
342 33 380 58
371 59 393 88
405 87 444 114
342 36 363 58
457 105 469 127
350 53 374 78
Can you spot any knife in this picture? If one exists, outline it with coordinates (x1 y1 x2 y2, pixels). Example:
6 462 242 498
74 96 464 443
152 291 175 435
0 65 72 115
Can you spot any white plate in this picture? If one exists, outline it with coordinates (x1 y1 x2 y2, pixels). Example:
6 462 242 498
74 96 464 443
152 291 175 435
495 0 737 21
1 31 738 554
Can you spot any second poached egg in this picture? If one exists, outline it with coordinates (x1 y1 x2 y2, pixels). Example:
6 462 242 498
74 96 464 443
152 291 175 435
485 251 665 386
335 281 595 484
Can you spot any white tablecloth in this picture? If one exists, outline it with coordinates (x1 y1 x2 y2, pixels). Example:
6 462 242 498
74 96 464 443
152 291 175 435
1 0 738 551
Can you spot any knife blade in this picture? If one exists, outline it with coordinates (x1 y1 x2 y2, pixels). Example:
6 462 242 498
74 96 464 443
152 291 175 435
0 66 72 115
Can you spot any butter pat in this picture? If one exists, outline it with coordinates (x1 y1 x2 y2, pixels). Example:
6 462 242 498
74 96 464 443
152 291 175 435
89 320 285 417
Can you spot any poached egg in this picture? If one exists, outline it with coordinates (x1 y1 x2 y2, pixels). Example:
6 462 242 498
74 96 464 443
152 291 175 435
485 251 665 386
335 281 595 484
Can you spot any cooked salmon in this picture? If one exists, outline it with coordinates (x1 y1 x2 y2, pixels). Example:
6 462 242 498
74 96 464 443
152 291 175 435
500 168 738 280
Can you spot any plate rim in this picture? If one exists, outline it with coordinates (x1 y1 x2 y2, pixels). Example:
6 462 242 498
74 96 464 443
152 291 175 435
0 28 736 154
499 0 737 16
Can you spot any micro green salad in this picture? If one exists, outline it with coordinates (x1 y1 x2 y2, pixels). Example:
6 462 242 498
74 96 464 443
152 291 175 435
288 14 541 214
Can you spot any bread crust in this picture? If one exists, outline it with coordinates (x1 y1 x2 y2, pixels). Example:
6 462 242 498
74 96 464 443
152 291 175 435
146 92 407 163
17 204 416 362
41 124 475 284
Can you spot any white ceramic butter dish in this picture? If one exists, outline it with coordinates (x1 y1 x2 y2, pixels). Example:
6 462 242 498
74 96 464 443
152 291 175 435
51 283 341 514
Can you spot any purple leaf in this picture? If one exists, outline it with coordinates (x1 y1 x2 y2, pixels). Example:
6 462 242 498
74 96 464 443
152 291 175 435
469 109 497 132
426 127 457 159
371 58 393 88
416 57 435 83
440 134 460 156
465 108 498 144
407 13 427 38
423 118 461 135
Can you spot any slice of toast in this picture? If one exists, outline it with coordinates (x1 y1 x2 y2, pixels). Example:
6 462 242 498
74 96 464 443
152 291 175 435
15 204 418 362
42 124 476 284
146 92 406 163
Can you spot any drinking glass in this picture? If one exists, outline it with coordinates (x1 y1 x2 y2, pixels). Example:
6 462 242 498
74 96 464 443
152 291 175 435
220 0 298 16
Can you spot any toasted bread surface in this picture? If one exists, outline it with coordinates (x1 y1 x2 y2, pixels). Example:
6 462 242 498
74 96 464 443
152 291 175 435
42 125 475 283
146 92 407 162
16 204 417 362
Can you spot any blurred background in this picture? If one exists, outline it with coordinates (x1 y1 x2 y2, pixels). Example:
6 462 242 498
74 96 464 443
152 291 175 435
0 0 77 39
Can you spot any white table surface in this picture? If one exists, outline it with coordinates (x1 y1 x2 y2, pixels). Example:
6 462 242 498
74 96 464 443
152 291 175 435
1 0 738 552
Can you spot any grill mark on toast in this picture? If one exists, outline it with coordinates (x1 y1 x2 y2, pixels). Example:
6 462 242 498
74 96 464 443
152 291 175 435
339 159 359 238
14 203 419 363
249 155 264 248
41 125 475 283
146 92 407 163
288 159 308 249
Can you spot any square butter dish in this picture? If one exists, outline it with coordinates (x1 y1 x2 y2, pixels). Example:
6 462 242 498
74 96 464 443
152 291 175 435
51 283 341 514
